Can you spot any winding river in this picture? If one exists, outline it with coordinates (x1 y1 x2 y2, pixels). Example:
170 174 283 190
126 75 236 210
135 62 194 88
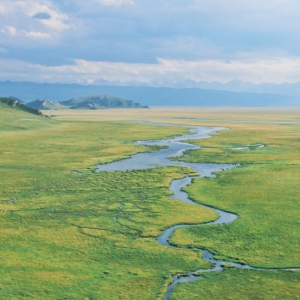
96 123 297 299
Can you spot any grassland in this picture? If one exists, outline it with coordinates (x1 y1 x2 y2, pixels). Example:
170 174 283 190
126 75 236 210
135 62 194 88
0 106 217 299
170 268 300 300
47 106 300 123
170 122 300 268
1 106 299 299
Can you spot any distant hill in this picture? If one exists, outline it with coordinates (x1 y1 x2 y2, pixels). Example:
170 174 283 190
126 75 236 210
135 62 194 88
7 96 25 104
60 94 149 109
1 81 300 107
0 97 43 116
27 99 68 110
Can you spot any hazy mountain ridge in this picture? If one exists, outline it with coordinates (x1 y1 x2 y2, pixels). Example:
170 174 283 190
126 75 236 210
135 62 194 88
176 80 300 96
61 94 148 109
1 81 300 107
85 79 300 97
26 99 68 110
25 95 148 110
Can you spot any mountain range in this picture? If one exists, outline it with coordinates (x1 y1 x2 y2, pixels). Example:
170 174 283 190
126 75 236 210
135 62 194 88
71 79 300 97
26 95 148 110
1 81 300 107
26 99 68 110
60 94 148 109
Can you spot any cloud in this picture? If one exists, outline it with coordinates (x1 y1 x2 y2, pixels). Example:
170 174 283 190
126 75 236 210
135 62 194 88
32 12 51 19
24 2 70 32
94 0 134 6
1 26 51 39
2 1 300 84
23 30 51 39
0 0 70 42
2 55 300 84
2 26 18 36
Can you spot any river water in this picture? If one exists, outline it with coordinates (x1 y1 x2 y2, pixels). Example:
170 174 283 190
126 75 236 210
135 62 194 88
96 123 297 300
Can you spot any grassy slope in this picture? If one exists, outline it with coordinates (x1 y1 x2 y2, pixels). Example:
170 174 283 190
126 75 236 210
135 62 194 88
0 97 43 117
0 107 217 299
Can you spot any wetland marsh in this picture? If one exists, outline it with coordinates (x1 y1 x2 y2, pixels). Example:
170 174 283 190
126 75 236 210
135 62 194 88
0 107 299 299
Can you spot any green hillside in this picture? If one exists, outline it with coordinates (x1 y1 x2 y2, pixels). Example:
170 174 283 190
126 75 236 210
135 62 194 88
0 97 43 116
0 97 49 132
60 94 148 109
26 99 68 110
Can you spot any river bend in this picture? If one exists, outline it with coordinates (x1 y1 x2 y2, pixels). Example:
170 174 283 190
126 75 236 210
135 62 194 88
96 124 297 300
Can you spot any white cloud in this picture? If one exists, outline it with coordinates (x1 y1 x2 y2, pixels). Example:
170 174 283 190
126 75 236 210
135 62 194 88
95 0 134 6
1 26 51 39
1 0 300 85
26 3 70 32
0 0 70 41
2 26 18 36
2 55 300 84
61 56 300 84
22 30 51 39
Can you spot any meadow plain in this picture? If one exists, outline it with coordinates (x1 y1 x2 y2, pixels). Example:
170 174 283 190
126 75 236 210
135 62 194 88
0 105 299 299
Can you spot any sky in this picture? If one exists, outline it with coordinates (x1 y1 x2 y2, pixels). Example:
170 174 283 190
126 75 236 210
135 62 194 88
1 0 300 85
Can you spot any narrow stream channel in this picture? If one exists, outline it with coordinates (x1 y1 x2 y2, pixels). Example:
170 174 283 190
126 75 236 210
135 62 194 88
158 174 261 300
96 123 298 300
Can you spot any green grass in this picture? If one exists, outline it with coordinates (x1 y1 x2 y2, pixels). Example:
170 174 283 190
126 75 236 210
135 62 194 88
0 98 48 132
170 163 300 267
170 268 300 300
0 97 43 116
0 167 217 299
177 123 300 165
0 107 217 299
170 123 300 268
1 107 299 299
